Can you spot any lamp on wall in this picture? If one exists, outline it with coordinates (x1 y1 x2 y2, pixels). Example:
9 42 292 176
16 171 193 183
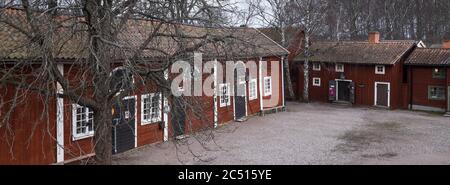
434 68 439 73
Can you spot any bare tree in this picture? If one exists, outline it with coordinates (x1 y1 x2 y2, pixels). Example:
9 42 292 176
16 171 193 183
245 0 296 99
286 0 327 102
0 0 253 165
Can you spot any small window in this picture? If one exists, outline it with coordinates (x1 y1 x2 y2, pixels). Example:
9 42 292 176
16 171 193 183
375 65 385 75
249 79 257 100
219 83 231 107
72 104 94 140
264 77 272 96
432 68 446 79
313 63 321 71
141 93 162 124
313 78 321 87
428 86 445 100
335 64 344 72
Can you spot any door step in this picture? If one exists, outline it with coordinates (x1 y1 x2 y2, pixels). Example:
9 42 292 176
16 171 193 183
332 101 352 106
175 135 190 140
235 118 248 122
444 112 450 117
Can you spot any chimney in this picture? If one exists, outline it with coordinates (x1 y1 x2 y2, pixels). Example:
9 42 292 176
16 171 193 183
368 31 380 44
443 40 450 49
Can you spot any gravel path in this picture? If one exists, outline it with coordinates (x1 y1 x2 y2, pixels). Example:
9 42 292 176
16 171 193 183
113 102 450 165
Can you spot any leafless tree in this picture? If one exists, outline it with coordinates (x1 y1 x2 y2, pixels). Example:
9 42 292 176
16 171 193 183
0 0 261 165
286 0 327 102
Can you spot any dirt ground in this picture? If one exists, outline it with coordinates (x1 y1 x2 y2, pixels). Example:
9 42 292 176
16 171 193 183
113 102 450 165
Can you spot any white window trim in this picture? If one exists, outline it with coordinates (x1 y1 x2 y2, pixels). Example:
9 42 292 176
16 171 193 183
219 83 231 107
375 65 385 75
72 104 94 141
313 77 321 87
428 86 446 100
264 76 272 96
249 79 257 101
313 63 321 71
335 64 344 72
141 93 162 125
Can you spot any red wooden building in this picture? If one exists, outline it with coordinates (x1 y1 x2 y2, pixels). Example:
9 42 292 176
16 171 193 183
291 32 422 109
404 45 450 113
0 9 288 164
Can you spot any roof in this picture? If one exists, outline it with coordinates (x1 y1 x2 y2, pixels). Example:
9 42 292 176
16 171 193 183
258 27 302 46
293 41 417 65
0 9 288 61
405 48 450 66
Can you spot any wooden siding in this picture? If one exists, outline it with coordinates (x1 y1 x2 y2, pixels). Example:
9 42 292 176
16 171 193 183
295 62 404 109
0 86 57 164
409 67 448 110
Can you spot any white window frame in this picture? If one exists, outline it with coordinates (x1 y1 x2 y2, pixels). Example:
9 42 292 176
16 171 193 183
141 93 162 125
249 79 257 100
335 64 344 72
313 63 321 71
219 83 231 107
375 65 385 75
428 86 446 100
313 77 321 87
264 76 272 96
72 104 94 141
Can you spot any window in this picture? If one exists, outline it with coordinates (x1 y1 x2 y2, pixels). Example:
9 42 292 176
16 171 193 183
432 68 446 79
72 104 94 140
313 63 321 71
141 93 162 124
219 83 231 107
375 65 385 75
264 77 272 96
335 64 344 72
313 78 321 87
428 86 446 100
249 79 257 100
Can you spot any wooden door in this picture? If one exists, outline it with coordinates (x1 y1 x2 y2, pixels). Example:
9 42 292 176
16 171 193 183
376 83 389 107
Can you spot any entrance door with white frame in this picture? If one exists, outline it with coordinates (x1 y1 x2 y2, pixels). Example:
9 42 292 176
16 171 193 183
375 82 390 107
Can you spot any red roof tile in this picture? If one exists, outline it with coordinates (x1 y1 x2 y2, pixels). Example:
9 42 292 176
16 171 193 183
405 48 450 66
294 41 416 65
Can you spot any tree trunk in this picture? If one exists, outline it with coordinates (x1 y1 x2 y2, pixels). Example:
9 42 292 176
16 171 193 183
94 104 113 165
283 57 295 100
303 33 310 102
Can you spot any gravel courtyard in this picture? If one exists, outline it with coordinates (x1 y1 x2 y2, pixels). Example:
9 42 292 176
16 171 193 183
113 102 450 165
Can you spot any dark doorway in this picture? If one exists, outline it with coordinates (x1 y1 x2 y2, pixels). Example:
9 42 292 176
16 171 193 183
376 83 389 107
234 69 246 120
171 96 186 137
112 98 136 154
337 81 351 102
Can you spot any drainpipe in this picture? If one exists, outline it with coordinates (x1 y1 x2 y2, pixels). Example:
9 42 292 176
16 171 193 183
409 65 413 110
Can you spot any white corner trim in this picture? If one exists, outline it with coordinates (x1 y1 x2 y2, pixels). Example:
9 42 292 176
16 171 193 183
213 59 218 128
281 57 285 107
56 64 64 163
259 58 264 110
163 70 169 141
